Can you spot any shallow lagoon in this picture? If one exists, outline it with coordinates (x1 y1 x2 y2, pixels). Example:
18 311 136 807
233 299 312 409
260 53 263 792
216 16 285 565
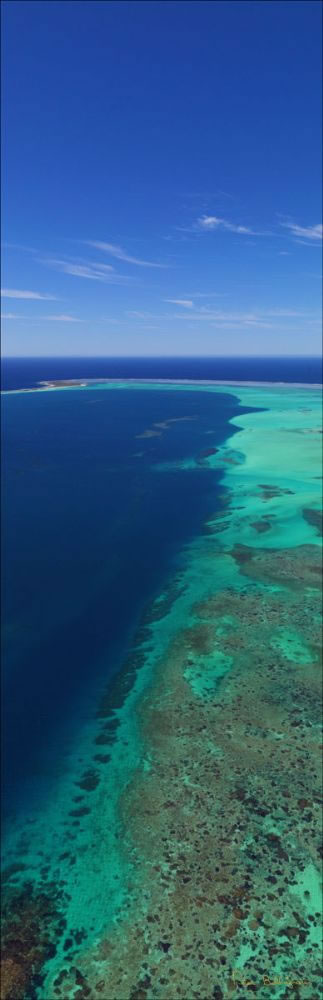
1 380 322 1000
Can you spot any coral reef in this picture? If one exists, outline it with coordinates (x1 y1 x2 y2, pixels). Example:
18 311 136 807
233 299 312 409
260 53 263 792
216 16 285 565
45 544 322 1000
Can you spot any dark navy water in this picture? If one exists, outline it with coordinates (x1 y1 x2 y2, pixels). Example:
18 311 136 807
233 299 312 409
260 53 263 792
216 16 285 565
2 372 258 825
1 355 321 827
1 354 322 390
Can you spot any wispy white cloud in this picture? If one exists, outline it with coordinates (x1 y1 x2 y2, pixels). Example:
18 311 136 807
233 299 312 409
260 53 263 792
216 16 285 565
182 291 227 299
40 258 134 284
183 307 320 326
1 288 58 300
99 317 121 324
44 314 83 322
165 298 194 308
165 294 226 308
173 308 275 327
85 240 168 268
1 313 27 319
4 236 168 270
197 216 261 235
1 312 82 322
265 308 315 318
281 222 322 242
126 305 320 330
2 242 38 253
126 310 155 320
210 320 274 329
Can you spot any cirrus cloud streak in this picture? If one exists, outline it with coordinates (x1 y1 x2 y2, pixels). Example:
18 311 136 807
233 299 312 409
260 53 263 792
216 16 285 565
1 288 58 300
85 240 168 268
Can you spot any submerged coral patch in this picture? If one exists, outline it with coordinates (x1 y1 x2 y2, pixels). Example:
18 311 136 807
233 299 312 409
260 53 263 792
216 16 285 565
1 882 66 1000
303 507 323 536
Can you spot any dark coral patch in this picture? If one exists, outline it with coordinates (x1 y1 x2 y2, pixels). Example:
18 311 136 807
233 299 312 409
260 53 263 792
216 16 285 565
69 806 90 817
182 623 215 654
76 770 100 792
231 544 254 565
1 863 26 884
303 507 323 536
251 520 271 534
94 731 114 746
197 447 218 464
259 483 294 499
95 695 119 720
1 881 65 1000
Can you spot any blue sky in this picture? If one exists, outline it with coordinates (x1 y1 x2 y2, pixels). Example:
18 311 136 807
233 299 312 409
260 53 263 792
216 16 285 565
1 0 322 356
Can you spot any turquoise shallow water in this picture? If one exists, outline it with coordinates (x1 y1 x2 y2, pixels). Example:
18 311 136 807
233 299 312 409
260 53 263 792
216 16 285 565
1 380 322 1000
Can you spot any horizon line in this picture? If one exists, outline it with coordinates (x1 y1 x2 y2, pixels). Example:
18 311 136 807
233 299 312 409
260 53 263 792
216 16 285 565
2 354 322 360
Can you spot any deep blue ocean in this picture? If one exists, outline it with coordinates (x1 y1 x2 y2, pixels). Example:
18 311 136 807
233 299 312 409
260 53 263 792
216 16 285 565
1 356 321 829
1 354 322 390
